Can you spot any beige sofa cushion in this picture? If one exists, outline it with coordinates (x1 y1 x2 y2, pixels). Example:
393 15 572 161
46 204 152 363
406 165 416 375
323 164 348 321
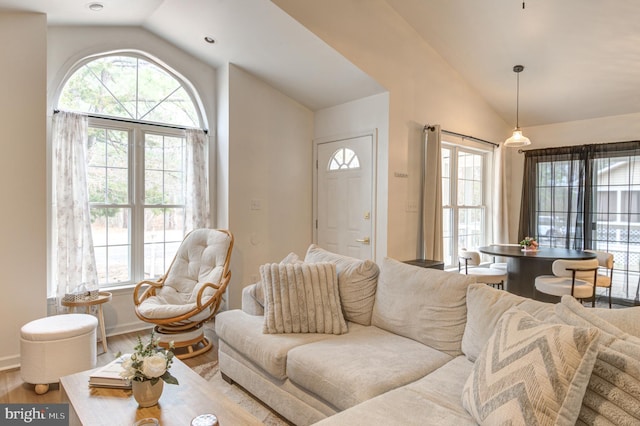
215 309 342 380
261 262 348 335
304 244 379 326
286 325 452 411
462 307 601 426
314 356 476 426
461 283 554 362
371 257 476 356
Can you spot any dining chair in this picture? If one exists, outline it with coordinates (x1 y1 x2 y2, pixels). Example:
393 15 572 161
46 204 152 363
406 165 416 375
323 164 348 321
534 258 599 304
584 250 614 308
458 248 507 290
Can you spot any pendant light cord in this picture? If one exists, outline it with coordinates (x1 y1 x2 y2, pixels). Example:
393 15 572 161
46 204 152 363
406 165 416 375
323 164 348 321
516 70 520 128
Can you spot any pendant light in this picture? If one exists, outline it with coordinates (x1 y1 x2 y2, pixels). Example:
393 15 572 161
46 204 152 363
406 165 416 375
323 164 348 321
504 65 531 147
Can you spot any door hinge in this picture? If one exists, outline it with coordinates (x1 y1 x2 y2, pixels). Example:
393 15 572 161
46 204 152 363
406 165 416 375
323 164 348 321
315 219 318 229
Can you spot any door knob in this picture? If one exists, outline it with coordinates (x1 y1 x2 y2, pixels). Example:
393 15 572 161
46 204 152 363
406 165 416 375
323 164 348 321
356 237 370 245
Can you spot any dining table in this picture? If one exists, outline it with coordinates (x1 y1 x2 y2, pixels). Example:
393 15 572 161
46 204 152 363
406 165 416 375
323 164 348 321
478 245 597 300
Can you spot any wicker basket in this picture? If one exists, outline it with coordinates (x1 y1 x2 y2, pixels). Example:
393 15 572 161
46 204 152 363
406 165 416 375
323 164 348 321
62 290 99 303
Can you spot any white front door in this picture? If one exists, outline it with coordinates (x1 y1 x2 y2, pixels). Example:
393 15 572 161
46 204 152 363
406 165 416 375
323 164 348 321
315 134 375 260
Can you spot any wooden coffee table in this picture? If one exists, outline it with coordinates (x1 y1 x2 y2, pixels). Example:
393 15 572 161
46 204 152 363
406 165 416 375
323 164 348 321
60 358 263 426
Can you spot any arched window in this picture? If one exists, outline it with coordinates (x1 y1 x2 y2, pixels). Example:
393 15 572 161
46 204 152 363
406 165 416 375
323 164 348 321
55 53 205 287
328 148 360 171
59 55 200 127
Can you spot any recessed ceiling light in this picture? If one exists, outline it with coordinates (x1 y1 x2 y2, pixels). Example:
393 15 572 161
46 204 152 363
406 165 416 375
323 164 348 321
204 36 215 44
88 3 104 11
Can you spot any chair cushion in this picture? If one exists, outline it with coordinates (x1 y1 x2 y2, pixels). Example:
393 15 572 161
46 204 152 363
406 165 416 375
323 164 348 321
304 244 379 326
535 275 594 298
462 307 601 426
261 262 348 335
371 257 476 356
459 267 506 284
160 229 231 303
595 274 612 288
136 295 212 321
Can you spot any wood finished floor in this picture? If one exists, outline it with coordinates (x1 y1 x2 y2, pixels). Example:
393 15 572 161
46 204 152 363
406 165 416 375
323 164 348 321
0 322 218 405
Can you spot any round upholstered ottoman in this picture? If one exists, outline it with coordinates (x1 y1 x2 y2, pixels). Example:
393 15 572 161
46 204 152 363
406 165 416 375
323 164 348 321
21 313 98 394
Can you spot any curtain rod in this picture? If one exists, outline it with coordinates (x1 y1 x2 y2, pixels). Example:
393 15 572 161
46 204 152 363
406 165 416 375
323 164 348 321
423 125 498 148
53 110 208 134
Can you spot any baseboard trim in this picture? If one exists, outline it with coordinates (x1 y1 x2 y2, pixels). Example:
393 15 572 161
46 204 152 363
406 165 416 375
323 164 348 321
0 354 21 372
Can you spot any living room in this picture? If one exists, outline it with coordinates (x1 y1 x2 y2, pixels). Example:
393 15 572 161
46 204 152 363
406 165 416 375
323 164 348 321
2 0 640 424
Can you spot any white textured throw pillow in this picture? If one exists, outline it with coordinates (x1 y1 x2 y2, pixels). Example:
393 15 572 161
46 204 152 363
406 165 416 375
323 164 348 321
304 245 379 326
261 262 348 335
462 307 601 426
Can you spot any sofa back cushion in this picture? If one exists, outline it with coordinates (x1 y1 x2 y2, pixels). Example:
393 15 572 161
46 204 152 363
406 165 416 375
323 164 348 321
461 283 554 362
371 257 476 356
304 244 379 326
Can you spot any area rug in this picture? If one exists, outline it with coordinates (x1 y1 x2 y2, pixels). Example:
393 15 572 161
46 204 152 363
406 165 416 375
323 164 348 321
193 360 289 425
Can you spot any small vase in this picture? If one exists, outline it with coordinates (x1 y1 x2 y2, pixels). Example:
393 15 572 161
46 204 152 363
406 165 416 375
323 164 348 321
132 380 164 407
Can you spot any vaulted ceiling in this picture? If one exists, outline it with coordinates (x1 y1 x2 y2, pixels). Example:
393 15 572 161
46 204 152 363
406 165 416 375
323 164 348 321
2 0 640 127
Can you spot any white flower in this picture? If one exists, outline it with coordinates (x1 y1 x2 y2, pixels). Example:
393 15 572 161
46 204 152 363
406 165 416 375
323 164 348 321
119 357 134 380
141 354 167 378
118 331 178 384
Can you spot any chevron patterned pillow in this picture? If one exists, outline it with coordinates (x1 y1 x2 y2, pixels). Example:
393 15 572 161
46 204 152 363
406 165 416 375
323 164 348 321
461 307 601 426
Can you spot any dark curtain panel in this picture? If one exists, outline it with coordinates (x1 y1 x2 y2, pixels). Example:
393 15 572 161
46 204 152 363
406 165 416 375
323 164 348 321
518 146 587 249
519 141 640 303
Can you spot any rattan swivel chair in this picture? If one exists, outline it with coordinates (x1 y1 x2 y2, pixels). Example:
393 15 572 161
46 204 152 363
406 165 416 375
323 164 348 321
133 228 233 359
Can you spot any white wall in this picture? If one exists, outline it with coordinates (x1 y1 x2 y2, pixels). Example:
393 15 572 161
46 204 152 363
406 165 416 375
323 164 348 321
226 64 314 309
314 93 390 263
46 26 218 337
507 112 640 240
0 12 47 370
274 0 511 261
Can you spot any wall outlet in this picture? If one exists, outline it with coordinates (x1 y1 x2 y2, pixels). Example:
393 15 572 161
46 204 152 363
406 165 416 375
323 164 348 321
250 199 262 210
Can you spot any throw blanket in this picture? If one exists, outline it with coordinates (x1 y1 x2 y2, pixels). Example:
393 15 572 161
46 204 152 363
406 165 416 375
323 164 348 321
261 262 348 335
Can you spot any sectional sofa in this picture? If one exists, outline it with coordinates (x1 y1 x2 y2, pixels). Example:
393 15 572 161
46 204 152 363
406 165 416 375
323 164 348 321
215 245 640 425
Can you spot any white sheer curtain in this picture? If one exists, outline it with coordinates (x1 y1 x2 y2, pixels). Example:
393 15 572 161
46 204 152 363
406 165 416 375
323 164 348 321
52 111 98 304
185 129 210 229
420 125 444 261
492 145 510 243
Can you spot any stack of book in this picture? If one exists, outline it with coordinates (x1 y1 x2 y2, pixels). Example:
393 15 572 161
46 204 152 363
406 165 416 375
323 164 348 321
88 354 132 389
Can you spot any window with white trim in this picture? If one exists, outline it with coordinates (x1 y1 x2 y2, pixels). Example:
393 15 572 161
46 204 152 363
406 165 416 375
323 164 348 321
55 53 204 289
442 142 492 268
